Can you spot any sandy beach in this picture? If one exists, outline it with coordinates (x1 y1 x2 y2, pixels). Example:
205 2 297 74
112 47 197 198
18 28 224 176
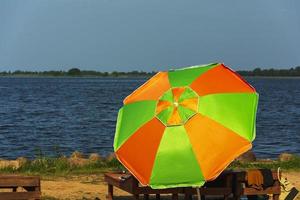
40 171 300 200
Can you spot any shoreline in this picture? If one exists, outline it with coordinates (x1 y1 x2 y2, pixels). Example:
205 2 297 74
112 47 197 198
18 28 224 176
0 150 299 164
0 152 299 176
0 75 150 78
0 75 300 78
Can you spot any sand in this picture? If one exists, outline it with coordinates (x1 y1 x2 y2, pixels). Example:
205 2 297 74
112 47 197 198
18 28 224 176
41 174 129 200
284 172 300 200
40 172 300 200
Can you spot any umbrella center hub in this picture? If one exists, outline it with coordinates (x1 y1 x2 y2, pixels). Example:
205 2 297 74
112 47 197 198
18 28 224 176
173 101 179 107
155 87 199 126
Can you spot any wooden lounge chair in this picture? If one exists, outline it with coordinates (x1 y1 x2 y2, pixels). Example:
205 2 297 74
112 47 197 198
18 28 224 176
104 171 234 200
232 170 281 200
0 175 41 200
183 171 233 200
105 172 183 200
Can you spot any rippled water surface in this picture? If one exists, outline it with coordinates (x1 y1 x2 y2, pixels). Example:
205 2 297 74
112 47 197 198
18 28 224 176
0 77 299 159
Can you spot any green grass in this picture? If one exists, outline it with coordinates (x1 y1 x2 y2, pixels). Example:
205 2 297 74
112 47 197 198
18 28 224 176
229 155 300 171
0 156 124 176
0 155 299 177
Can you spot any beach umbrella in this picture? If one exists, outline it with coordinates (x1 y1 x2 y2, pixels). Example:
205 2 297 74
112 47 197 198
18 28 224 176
114 63 258 189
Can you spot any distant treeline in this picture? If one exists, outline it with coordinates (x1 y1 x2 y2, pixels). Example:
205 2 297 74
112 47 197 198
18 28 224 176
0 68 155 77
0 66 300 77
238 66 300 77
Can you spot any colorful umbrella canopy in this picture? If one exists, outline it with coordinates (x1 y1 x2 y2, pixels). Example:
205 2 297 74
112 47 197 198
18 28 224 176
114 63 258 189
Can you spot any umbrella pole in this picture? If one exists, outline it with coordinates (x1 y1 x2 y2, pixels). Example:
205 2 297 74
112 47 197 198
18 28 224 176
196 187 201 200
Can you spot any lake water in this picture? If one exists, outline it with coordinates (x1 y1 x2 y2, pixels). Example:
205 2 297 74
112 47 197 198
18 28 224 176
0 77 299 159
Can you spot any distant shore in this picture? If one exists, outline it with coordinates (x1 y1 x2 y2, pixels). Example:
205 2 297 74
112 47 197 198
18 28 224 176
1 75 300 79
0 66 300 77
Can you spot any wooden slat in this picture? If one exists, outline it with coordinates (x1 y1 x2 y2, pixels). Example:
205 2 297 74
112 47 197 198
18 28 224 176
135 187 183 194
243 186 281 195
0 177 40 187
0 192 41 200
0 176 40 180
184 187 232 195
104 173 135 193
0 176 40 187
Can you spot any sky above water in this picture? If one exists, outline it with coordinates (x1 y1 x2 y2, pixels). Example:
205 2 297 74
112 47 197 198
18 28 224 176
0 0 300 72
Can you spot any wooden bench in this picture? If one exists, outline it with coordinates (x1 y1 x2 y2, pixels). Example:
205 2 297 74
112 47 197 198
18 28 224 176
232 170 281 200
0 175 41 200
104 172 234 200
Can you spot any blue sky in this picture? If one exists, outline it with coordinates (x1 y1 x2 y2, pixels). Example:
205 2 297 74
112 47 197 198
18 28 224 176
0 0 299 72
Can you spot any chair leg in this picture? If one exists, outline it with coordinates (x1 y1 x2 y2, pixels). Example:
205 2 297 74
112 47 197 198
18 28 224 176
273 194 279 200
156 194 160 200
184 193 193 200
172 193 179 200
106 184 113 200
232 195 241 200
133 194 139 200
144 194 149 200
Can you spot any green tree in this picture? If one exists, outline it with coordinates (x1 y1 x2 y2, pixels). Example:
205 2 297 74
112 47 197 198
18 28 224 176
253 68 261 76
68 68 81 76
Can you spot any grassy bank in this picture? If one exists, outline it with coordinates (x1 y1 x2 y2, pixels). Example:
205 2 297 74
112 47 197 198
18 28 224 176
0 156 124 176
229 155 300 171
0 155 299 177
